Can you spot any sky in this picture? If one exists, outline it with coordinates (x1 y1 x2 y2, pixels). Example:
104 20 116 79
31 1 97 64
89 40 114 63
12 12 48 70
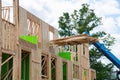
3 0 120 68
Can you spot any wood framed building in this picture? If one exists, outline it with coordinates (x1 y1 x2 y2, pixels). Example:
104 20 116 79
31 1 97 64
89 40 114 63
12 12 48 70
0 0 97 80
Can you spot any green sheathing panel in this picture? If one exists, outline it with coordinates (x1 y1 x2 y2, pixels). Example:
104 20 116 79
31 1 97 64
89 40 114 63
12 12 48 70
20 36 37 44
63 63 67 80
51 60 56 80
1 53 13 80
58 52 71 61
21 53 29 80
51 67 56 80
84 69 87 80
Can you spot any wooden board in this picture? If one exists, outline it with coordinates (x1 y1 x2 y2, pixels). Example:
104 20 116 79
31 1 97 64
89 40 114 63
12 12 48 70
41 21 49 52
56 57 63 80
50 34 98 46
90 69 96 80
67 61 73 80
13 0 19 80
19 7 28 36
31 49 41 80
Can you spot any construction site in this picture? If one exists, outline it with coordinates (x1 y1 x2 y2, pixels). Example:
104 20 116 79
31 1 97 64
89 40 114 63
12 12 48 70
0 0 98 80
2 0 120 80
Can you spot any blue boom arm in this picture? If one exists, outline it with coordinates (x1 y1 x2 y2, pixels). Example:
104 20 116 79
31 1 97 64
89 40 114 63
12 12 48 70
93 42 120 69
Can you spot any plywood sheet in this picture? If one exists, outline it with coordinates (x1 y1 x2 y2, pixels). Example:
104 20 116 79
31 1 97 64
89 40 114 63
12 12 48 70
19 7 28 35
56 57 63 80
90 69 96 80
78 44 90 69
67 61 73 80
41 21 49 51
31 49 41 80
53 29 58 39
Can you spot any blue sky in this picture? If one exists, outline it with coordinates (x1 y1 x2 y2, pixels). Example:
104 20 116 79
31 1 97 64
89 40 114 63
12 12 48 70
3 0 120 68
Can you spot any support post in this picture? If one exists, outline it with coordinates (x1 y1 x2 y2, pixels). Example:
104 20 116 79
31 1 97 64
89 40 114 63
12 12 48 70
0 0 2 80
13 0 19 80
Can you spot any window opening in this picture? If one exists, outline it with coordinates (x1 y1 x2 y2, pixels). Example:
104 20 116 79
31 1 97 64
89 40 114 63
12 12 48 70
41 54 48 79
1 53 13 80
2 0 14 23
49 31 53 41
51 57 56 80
83 44 85 55
73 64 79 79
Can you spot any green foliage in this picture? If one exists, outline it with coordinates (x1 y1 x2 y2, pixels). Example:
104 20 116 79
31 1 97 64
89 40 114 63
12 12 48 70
103 34 116 47
89 33 115 80
58 13 74 37
92 31 107 38
91 61 114 80
58 4 102 36
90 47 102 64
71 4 102 34
58 3 115 80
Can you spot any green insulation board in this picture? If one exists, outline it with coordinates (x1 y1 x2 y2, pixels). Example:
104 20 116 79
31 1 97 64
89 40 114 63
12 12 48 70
58 52 71 61
51 64 56 80
63 63 67 80
20 36 37 44
21 53 29 80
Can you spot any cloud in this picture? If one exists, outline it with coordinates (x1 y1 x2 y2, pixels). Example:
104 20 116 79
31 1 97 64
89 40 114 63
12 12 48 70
90 0 120 16
90 0 120 34
110 34 120 58
19 0 120 33
116 17 120 27
88 0 120 67
2 0 12 6
20 0 90 28
92 17 119 34
99 33 120 67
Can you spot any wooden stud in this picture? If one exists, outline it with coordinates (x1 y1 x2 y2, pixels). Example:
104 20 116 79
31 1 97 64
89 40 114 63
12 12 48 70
0 0 2 79
12 0 19 80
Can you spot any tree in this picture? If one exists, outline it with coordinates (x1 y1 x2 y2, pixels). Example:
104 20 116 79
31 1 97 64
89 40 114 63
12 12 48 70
71 4 102 34
58 12 74 37
90 32 115 80
58 3 115 80
90 47 114 80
